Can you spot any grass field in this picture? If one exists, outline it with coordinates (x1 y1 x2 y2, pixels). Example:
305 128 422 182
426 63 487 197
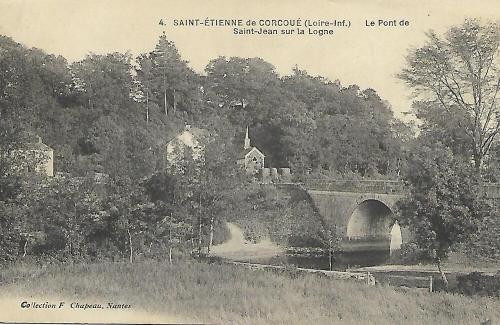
0 259 499 324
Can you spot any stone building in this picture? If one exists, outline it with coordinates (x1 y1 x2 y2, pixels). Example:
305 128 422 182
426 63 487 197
13 137 54 177
166 125 292 182
33 140 54 177
237 127 265 175
236 127 292 182
166 125 208 169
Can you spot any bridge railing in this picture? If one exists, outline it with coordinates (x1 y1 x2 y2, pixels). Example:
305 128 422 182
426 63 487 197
303 179 405 194
280 178 500 198
480 184 500 199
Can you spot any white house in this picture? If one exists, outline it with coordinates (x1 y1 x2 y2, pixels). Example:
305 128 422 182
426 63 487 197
166 125 209 169
12 136 54 177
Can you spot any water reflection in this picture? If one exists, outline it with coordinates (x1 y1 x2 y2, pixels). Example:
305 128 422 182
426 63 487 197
248 250 391 271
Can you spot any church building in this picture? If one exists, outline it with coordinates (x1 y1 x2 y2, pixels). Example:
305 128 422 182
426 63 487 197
237 127 265 175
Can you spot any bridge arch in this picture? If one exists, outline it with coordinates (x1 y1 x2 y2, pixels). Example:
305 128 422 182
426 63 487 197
346 199 402 252
305 188 406 251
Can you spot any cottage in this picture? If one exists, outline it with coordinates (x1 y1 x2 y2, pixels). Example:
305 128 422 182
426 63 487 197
13 137 54 177
166 125 209 168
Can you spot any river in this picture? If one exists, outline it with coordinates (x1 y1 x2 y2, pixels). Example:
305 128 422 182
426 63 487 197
211 223 393 271
250 250 391 271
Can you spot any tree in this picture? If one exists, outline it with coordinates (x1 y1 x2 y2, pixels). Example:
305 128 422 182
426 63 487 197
399 19 500 171
281 68 405 177
135 56 153 123
143 171 193 262
397 143 487 286
200 129 249 254
70 52 175 178
136 34 202 118
205 56 296 167
0 39 54 260
319 226 341 271
465 204 500 259
101 177 152 263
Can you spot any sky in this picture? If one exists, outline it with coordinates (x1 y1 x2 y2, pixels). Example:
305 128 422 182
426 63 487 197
1 0 499 120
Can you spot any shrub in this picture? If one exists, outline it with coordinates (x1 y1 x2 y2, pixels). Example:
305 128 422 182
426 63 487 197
456 272 500 297
212 221 230 245
196 255 224 265
391 242 431 265
272 264 304 279
432 277 450 292
465 208 500 260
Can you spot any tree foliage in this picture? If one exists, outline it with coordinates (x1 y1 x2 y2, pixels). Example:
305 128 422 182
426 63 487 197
399 19 500 171
397 143 489 283
0 29 444 264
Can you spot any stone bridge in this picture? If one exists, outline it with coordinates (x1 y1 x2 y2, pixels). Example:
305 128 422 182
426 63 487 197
306 189 406 252
306 190 402 234
281 179 500 253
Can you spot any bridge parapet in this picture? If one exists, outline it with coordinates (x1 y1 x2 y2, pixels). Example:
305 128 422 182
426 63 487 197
480 184 500 199
304 179 405 194
301 179 500 198
343 235 391 241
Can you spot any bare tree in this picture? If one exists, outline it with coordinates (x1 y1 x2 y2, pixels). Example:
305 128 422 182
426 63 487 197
399 19 500 171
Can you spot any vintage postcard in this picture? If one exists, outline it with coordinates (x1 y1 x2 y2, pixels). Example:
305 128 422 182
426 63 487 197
1 0 499 324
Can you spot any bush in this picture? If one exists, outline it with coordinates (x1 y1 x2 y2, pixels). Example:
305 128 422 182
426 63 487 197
390 242 431 265
196 254 224 265
0 229 20 263
212 221 230 245
465 209 500 260
432 277 450 292
456 272 500 297
272 264 304 279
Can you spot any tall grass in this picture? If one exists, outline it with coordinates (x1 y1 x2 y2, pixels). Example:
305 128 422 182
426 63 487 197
1 260 499 324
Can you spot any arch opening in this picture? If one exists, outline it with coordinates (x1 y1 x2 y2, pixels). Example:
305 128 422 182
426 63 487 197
346 199 394 240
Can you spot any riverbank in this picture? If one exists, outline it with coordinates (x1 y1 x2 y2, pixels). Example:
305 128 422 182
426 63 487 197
352 264 500 275
1 260 499 324
211 223 500 279
211 222 284 261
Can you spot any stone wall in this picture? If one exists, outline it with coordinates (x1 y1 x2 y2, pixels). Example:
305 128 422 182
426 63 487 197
260 167 292 183
306 190 404 237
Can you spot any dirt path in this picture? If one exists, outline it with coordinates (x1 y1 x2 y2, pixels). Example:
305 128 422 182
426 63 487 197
211 222 283 261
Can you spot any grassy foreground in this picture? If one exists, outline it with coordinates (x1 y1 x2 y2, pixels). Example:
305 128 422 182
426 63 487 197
1 260 499 324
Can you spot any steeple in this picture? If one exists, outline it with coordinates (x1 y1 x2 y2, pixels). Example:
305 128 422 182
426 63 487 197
244 126 251 149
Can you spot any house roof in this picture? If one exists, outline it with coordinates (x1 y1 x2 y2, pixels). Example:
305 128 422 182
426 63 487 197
166 127 210 149
238 146 265 159
24 140 52 151
186 127 209 138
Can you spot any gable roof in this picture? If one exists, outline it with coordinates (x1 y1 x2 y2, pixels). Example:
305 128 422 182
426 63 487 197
238 146 265 159
166 127 209 148
24 140 52 151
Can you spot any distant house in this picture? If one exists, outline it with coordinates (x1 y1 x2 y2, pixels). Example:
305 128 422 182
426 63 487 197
237 127 265 175
13 137 54 177
166 125 209 168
